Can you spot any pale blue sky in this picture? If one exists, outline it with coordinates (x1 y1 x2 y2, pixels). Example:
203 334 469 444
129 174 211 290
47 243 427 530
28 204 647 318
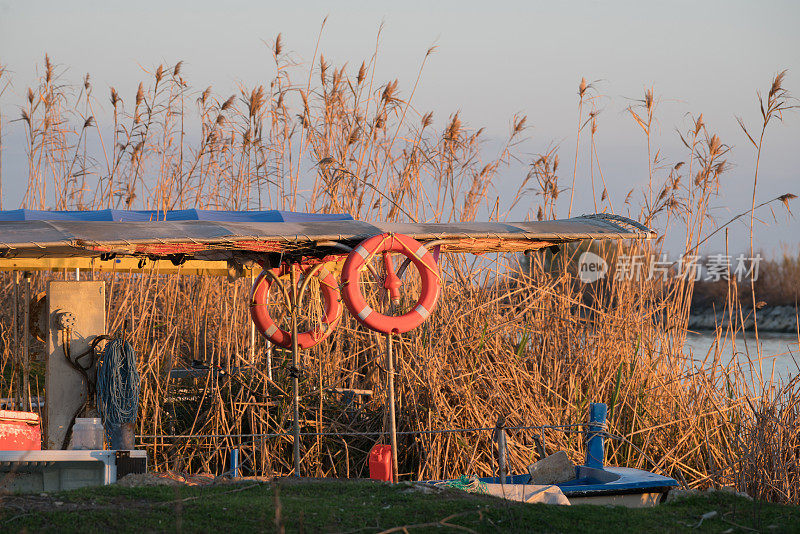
1 0 798 256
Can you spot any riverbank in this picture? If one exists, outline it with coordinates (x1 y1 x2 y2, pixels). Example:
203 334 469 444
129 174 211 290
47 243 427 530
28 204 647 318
689 305 799 332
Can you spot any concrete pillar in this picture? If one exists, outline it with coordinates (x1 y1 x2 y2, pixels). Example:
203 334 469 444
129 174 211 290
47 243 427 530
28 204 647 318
46 281 105 449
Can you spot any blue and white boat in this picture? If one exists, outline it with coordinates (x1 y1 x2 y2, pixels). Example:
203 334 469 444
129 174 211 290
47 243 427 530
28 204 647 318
431 403 679 507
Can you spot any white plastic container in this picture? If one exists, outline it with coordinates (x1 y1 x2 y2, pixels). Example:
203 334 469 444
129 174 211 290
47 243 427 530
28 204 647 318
70 418 104 450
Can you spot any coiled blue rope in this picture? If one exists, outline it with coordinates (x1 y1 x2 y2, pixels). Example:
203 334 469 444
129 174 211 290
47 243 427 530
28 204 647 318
97 339 140 438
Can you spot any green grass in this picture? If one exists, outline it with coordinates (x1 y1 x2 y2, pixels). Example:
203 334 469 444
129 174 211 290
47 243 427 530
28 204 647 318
1 480 798 533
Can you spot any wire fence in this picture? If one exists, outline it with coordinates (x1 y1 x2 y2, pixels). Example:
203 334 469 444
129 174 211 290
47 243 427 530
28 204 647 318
135 423 589 440
134 424 587 473
134 420 682 484
135 423 590 479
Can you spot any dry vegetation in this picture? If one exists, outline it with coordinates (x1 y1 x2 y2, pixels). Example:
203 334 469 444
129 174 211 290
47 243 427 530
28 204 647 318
0 29 798 504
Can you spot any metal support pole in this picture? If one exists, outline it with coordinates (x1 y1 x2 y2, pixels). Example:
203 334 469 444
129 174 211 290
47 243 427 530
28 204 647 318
0 108 3 211
287 261 326 477
12 271 20 410
386 331 398 483
586 402 607 469
533 433 547 461
290 265 301 477
493 417 507 482
249 269 256 364
22 272 31 412
255 267 274 379
230 448 239 478
266 340 273 381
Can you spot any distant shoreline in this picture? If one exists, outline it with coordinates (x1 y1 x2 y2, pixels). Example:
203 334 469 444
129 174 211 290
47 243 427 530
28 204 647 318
688 305 799 333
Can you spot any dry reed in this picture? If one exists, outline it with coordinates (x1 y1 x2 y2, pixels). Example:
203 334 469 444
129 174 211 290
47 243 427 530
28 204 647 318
0 37 798 504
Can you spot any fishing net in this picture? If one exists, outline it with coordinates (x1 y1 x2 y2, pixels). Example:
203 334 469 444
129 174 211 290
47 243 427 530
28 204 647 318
434 475 488 494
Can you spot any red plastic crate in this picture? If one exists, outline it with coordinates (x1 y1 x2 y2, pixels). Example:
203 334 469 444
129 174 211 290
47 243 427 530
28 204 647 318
0 410 41 450
369 444 393 482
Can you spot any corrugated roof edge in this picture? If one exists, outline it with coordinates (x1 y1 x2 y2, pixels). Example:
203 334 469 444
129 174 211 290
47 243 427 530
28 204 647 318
0 209 354 223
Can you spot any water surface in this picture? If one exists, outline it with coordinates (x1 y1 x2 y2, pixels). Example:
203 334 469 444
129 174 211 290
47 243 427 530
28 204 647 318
684 331 799 384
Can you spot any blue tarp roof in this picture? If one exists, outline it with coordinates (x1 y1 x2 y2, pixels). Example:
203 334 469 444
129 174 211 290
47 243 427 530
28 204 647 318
0 209 354 223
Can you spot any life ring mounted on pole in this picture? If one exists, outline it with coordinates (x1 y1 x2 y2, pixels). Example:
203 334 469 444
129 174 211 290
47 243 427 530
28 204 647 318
341 233 441 334
250 262 343 349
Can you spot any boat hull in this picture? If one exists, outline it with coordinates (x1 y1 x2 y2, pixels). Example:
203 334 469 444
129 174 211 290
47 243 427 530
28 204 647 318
568 490 667 507
433 466 678 508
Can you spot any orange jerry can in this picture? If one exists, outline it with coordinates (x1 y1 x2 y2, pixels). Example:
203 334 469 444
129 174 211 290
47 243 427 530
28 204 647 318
0 410 41 450
368 444 393 482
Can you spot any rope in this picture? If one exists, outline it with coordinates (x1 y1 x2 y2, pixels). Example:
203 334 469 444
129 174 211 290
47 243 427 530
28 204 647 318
97 339 140 438
434 475 488 494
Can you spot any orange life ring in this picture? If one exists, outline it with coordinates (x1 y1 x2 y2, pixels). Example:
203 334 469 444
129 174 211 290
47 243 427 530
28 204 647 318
249 262 343 349
341 233 440 334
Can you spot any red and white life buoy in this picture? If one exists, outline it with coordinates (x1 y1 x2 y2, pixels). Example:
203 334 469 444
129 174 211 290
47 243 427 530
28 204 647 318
341 233 440 334
250 263 343 349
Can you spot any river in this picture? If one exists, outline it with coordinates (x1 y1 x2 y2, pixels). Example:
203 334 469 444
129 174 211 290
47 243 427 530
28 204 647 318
683 331 799 385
